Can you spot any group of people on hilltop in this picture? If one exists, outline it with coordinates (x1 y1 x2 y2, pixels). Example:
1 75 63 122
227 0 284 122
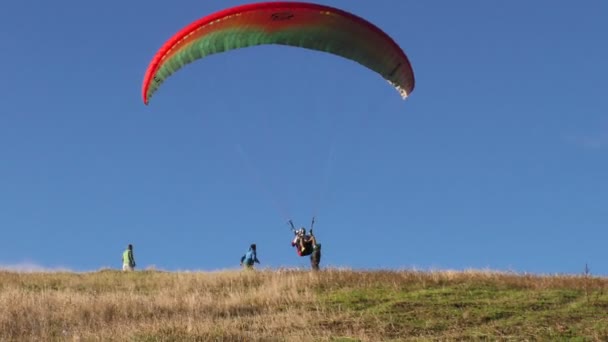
240 225 322 271
121 223 322 272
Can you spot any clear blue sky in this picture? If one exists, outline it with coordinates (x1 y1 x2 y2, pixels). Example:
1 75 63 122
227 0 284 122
1 0 607 275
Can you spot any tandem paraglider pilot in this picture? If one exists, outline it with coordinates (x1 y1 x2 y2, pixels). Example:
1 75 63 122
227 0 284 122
122 244 136 271
311 242 321 271
291 226 322 271
240 243 260 269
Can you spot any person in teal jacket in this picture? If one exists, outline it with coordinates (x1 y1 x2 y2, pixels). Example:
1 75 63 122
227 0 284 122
240 244 260 269
122 244 136 271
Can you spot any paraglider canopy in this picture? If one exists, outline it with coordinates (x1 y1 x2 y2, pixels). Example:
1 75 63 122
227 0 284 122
142 1 415 105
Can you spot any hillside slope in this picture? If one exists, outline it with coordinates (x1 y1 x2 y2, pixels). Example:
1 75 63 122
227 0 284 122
0 269 607 341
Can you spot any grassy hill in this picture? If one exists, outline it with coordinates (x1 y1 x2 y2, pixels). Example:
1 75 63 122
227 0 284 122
0 269 607 341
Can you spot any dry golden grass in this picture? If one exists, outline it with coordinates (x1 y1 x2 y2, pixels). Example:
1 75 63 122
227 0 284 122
0 268 607 341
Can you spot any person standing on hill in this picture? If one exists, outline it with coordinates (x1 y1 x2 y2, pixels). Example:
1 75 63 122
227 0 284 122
310 243 321 271
240 243 260 269
122 244 136 271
